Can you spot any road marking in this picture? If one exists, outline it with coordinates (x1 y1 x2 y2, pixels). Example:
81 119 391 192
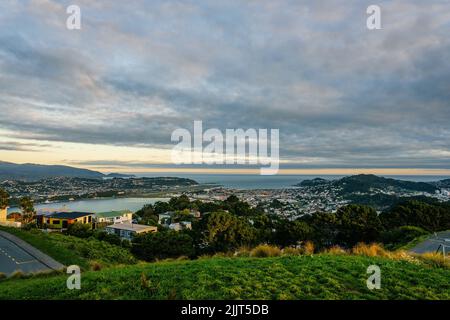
16 260 38 265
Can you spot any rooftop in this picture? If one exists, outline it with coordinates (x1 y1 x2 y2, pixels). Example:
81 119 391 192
95 210 132 218
47 211 94 219
105 223 157 233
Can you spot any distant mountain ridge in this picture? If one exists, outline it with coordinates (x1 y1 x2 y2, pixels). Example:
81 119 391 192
298 174 439 193
0 161 105 181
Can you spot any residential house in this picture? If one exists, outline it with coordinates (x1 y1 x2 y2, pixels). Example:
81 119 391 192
38 211 94 229
169 221 192 231
95 210 133 225
158 213 172 224
105 223 157 241
0 207 21 228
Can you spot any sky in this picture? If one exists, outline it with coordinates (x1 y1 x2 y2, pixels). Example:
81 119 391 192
0 0 449 175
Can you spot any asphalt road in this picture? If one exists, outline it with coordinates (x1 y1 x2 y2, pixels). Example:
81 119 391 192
410 231 450 254
0 235 50 276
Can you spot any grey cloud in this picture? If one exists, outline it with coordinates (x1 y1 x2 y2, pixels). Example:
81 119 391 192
0 0 449 169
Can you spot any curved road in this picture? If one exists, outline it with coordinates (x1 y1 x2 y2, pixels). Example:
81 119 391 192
409 231 450 254
0 230 64 276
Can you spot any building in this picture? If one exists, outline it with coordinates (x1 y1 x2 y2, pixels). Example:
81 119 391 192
105 223 157 241
169 221 192 231
38 211 94 229
158 213 172 224
95 210 133 224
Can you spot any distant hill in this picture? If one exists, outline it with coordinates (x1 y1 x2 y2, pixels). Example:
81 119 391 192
0 161 104 181
337 174 438 193
297 174 438 193
298 177 329 187
104 173 136 178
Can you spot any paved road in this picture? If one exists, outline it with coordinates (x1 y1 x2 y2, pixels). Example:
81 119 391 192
0 235 50 275
410 231 450 254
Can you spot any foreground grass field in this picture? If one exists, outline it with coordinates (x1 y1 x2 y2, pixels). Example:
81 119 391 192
0 254 448 300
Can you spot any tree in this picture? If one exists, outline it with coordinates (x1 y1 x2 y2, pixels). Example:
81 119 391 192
66 222 93 238
273 219 313 247
0 188 9 209
135 204 158 225
334 204 383 247
193 211 256 253
131 230 194 261
380 200 450 232
169 195 191 210
19 196 36 224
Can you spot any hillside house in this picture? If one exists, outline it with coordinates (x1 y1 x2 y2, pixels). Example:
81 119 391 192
105 223 157 241
95 210 133 225
38 211 94 229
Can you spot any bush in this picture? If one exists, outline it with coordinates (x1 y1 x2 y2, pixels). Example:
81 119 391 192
381 226 428 248
351 243 390 257
414 252 449 268
131 230 194 261
302 241 315 255
324 245 348 255
282 247 302 256
65 222 93 238
250 244 281 258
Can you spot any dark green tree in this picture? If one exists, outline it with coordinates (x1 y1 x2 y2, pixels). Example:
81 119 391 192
334 204 383 247
0 188 9 210
19 196 36 224
131 230 194 261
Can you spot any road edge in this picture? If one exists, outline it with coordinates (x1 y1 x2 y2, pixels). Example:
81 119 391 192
0 230 65 272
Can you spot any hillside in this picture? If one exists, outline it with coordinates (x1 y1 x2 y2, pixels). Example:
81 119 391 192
0 161 104 181
0 255 448 299
298 174 438 193
337 174 438 193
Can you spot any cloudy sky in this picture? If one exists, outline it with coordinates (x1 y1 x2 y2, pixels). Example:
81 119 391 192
0 0 449 175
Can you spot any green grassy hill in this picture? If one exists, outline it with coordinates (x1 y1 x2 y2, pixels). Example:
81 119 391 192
1 254 448 300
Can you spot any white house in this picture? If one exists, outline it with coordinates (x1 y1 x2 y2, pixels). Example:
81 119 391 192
95 210 133 224
169 221 192 231
105 223 157 241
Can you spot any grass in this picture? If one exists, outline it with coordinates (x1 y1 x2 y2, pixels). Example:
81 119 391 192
0 254 448 300
0 227 136 270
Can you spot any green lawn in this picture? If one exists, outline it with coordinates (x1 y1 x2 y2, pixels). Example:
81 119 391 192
0 255 448 300
0 227 136 270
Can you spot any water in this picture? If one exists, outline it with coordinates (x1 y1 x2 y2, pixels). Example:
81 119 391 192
8 197 169 214
135 173 450 190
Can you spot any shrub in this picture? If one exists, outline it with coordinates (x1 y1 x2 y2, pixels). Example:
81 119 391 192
303 241 315 255
324 245 348 255
282 247 302 256
90 261 102 271
250 244 281 258
65 222 93 238
234 247 251 257
381 226 428 248
0 273 6 280
131 230 194 261
351 243 390 257
414 252 449 268
10 271 25 279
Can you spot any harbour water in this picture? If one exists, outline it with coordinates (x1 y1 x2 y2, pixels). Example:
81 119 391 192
8 197 169 214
